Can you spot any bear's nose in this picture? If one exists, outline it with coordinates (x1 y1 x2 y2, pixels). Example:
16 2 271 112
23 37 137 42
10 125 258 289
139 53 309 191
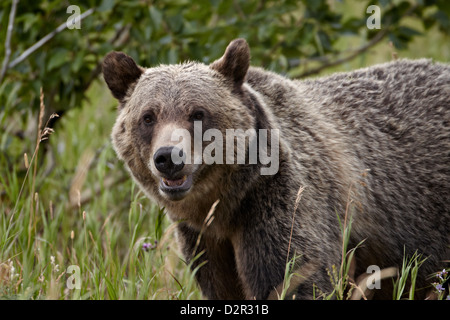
153 146 185 177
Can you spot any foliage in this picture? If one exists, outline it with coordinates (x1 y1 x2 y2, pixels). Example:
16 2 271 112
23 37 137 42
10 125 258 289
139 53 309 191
0 0 449 118
0 0 449 300
0 87 202 299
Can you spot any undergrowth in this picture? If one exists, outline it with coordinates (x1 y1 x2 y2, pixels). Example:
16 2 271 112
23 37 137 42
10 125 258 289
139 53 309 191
1 85 448 300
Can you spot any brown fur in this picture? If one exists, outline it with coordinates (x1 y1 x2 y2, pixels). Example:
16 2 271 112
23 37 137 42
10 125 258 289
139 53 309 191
103 39 450 299
102 52 144 103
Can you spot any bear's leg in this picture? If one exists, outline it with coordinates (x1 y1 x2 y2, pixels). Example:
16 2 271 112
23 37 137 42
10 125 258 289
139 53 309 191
234 223 337 300
176 222 245 299
232 224 290 300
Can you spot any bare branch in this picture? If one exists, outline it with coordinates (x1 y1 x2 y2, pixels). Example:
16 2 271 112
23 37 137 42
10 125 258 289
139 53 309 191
293 28 389 79
7 7 95 70
293 3 419 79
0 0 19 83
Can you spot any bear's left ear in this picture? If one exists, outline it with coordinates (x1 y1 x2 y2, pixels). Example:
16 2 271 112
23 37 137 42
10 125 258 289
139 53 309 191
210 38 250 88
102 51 144 103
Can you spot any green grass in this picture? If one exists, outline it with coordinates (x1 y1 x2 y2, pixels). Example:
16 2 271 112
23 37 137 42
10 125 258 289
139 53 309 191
1 8 449 299
1 81 448 301
0 82 203 300
2 71 449 301
392 250 427 300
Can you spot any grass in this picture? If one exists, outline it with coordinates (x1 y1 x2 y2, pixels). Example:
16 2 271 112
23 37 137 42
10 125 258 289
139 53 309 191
2 76 449 302
1 83 448 301
2 71 449 302
1 7 449 299
392 250 427 300
277 182 447 301
0 83 203 300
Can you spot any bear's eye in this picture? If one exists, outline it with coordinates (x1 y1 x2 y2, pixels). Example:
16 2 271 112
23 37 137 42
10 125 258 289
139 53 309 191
143 114 154 125
191 110 204 121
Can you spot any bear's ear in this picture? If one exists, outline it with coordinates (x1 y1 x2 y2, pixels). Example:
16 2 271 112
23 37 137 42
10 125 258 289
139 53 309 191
210 38 250 88
102 51 144 103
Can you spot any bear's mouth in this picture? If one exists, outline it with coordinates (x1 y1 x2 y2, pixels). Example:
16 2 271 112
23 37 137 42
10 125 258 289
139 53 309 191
159 174 193 200
162 176 187 187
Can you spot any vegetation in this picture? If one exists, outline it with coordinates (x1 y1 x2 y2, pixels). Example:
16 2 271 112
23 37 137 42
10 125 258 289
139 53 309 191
0 0 449 300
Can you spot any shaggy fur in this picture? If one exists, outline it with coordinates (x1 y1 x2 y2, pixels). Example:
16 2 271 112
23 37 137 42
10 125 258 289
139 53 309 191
103 39 450 300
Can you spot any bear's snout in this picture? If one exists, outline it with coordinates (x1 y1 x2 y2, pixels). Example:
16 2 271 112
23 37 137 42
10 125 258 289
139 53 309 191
153 146 185 177
153 146 193 201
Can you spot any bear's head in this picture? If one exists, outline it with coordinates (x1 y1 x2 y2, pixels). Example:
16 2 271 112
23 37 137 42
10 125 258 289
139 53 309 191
103 39 277 223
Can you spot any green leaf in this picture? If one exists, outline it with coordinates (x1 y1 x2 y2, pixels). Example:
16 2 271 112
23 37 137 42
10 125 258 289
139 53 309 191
18 13 39 33
47 49 70 72
398 26 422 37
71 51 85 73
149 6 163 30
97 0 116 12
433 10 450 32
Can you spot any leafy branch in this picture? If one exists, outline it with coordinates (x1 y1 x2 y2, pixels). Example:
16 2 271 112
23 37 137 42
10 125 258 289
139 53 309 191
1 6 95 84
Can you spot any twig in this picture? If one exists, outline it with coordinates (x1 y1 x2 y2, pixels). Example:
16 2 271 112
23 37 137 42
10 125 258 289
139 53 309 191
294 28 389 79
0 0 19 83
7 8 95 70
294 3 419 79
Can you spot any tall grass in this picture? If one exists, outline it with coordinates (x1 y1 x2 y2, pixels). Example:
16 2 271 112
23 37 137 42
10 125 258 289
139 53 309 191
1 83 447 300
275 180 446 300
1 19 449 299
0 84 202 300
392 250 427 300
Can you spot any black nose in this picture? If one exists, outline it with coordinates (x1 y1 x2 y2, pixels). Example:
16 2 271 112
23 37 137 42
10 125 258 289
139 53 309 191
153 146 185 176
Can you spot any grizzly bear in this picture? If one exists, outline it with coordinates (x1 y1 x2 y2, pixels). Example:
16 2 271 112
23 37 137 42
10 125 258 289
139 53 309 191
102 39 449 299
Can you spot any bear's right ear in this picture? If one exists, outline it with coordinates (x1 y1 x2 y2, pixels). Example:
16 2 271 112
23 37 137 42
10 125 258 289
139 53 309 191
210 38 250 88
102 51 144 103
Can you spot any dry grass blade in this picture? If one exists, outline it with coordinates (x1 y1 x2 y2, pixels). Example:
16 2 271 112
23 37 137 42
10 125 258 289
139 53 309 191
204 199 218 228
193 199 220 256
38 88 45 140
23 153 29 169
286 186 305 266
350 267 398 300
267 186 305 300
69 149 95 208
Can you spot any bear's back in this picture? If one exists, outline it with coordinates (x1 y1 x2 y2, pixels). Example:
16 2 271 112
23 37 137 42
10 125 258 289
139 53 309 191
247 60 450 292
